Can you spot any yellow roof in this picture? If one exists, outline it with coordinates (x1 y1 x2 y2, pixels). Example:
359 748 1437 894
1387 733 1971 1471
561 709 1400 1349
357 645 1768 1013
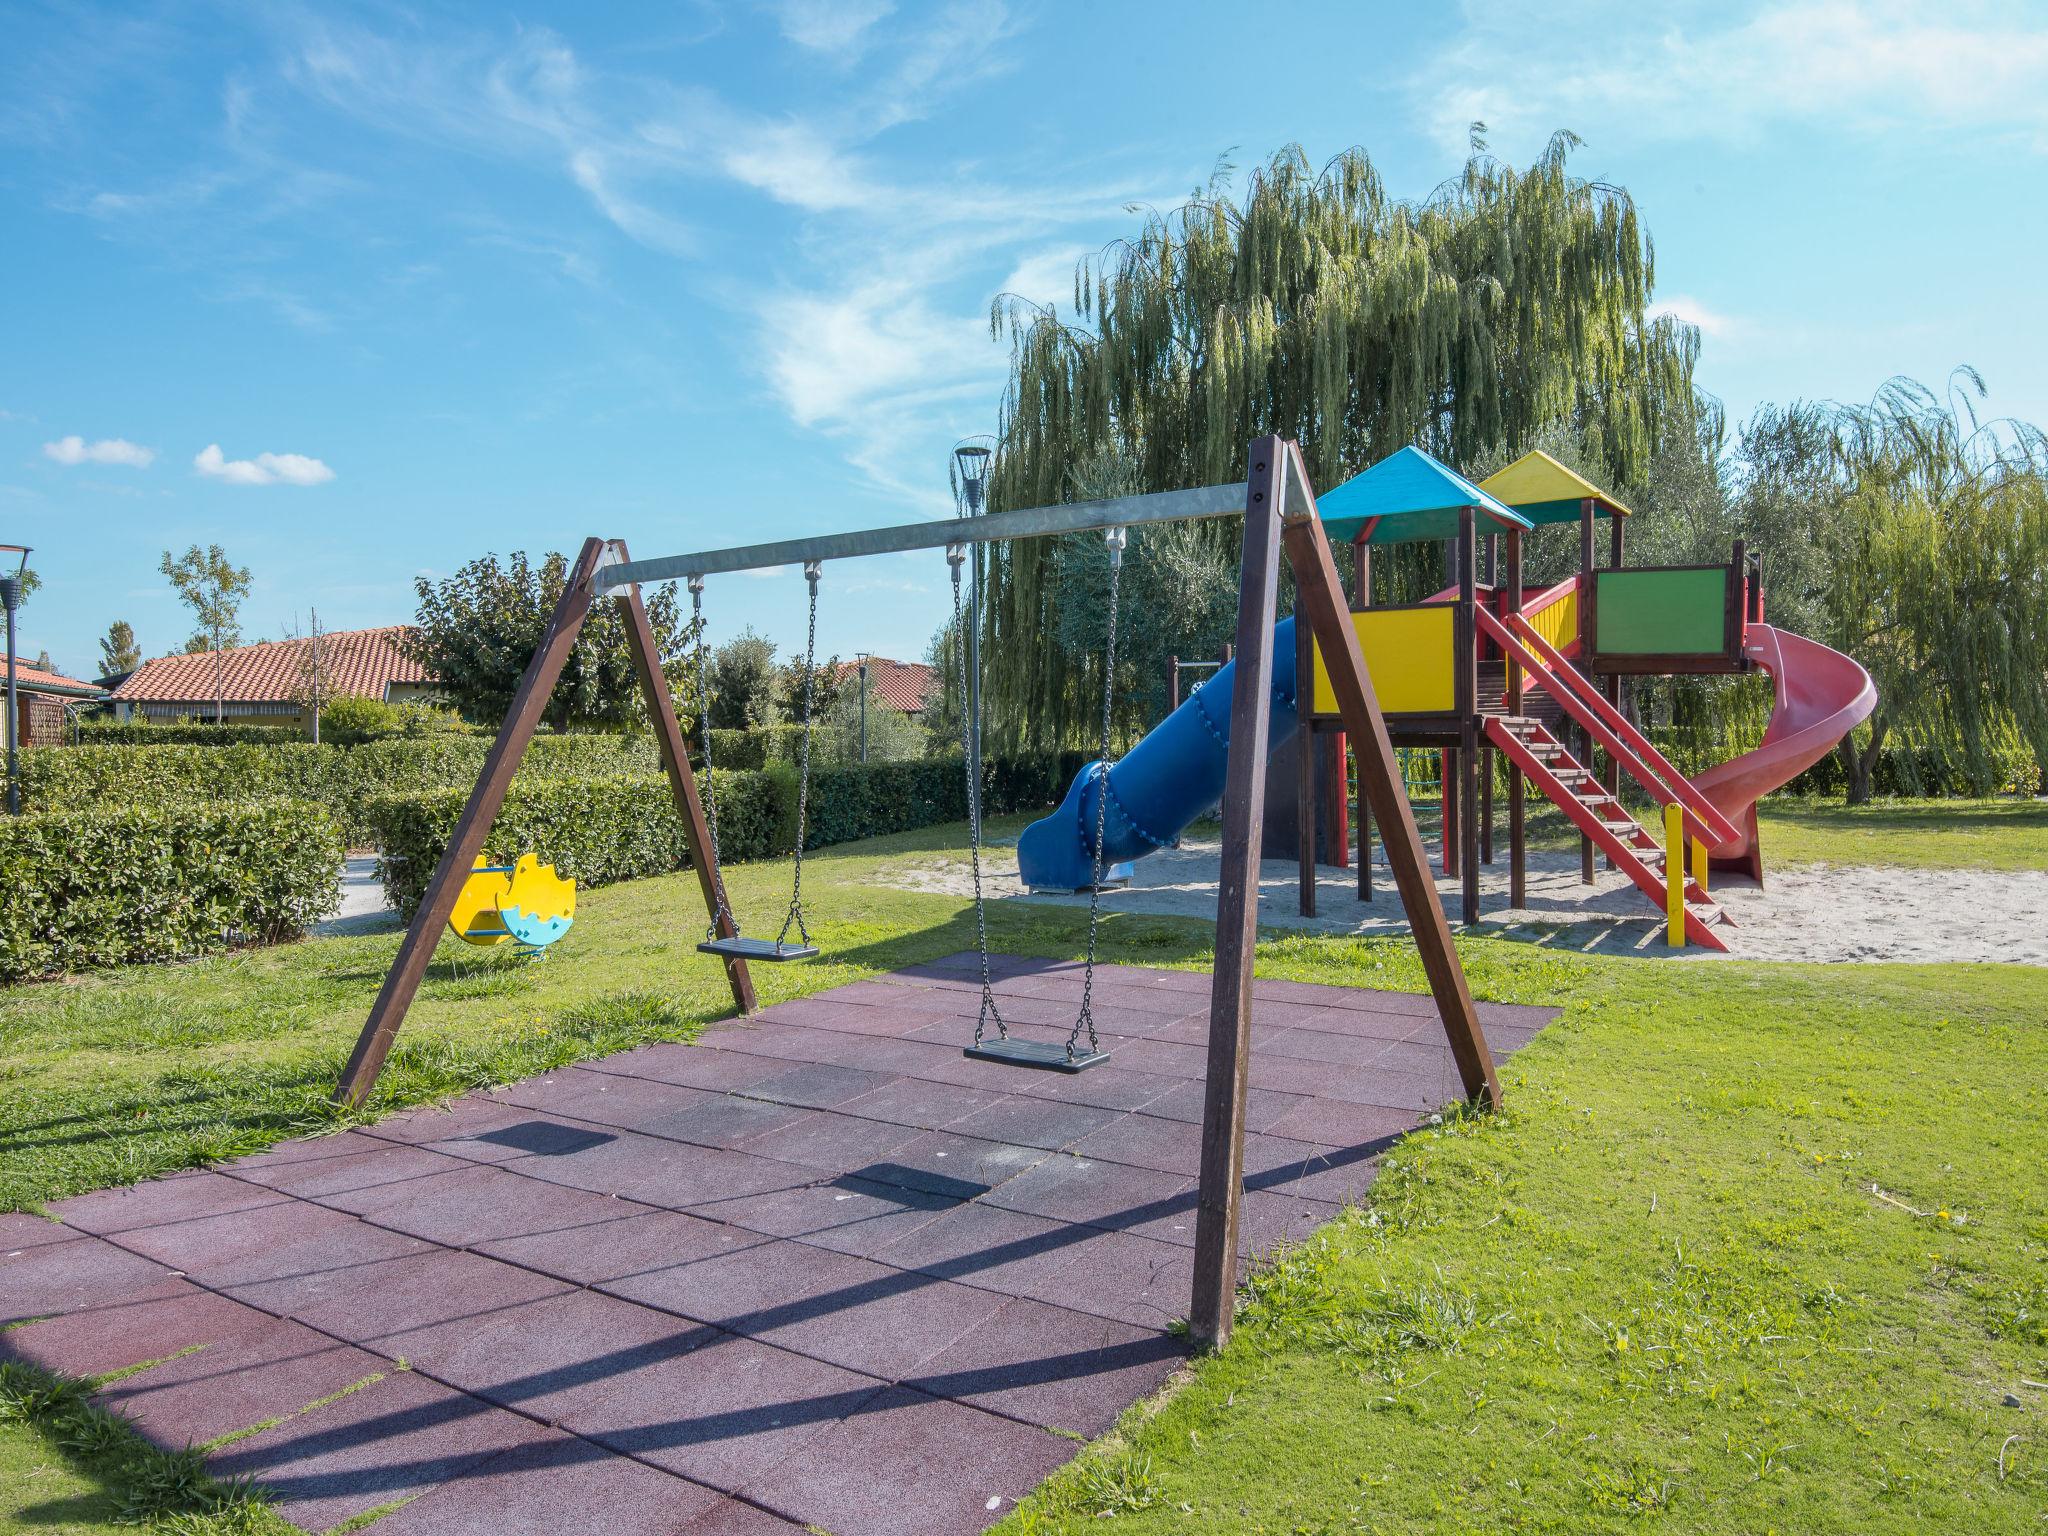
1477 450 1632 522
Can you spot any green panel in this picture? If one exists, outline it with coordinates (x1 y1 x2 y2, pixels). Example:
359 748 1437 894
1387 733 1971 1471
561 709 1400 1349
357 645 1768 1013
1594 568 1728 655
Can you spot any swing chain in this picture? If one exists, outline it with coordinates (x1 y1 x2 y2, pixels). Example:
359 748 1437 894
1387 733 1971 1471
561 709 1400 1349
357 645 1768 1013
776 560 822 951
951 544 1007 1048
690 575 735 943
1070 525 1125 1060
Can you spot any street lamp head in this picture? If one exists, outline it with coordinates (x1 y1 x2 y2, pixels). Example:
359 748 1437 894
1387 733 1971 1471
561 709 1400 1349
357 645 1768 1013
952 440 993 516
0 546 27 613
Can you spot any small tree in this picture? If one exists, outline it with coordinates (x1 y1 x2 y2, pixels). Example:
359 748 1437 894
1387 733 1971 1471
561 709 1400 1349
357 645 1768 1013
159 544 252 723
922 617 966 758
284 609 341 743
32 648 53 672
98 621 141 677
403 550 692 731
777 651 845 726
706 627 778 729
823 672 929 762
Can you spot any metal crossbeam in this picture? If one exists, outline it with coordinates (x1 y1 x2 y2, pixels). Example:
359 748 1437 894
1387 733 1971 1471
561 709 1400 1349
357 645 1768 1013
593 480 1266 591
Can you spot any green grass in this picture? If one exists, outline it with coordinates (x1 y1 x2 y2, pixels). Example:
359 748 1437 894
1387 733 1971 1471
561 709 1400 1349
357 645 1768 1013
1754 796 2048 871
4 813 2045 1532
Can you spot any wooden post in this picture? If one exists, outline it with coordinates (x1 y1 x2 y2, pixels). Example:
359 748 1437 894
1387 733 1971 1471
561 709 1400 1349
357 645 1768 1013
1442 749 1458 876
1578 499 1597 885
617 575 756 1018
1457 507 1481 926
1480 749 1494 865
1190 437 1286 1352
334 538 610 1107
1278 444 1499 1108
1602 509 1622 858
1295 614 1316 917
1506 528 1526 909
1169 654 1179 710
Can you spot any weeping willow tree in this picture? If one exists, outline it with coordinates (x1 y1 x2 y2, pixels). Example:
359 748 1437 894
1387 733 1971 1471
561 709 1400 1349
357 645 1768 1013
977 133 1703 749
1793 371 2048 802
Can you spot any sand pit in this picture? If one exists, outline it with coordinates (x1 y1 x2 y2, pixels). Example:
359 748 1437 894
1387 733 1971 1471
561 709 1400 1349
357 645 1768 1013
878 836 2048 965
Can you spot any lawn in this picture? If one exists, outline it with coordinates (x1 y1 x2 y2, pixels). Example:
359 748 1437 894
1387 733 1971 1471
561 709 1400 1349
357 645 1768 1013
4 807 2044 1533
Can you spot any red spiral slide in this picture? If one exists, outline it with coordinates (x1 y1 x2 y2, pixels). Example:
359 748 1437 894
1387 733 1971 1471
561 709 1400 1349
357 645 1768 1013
1694 624 1877 882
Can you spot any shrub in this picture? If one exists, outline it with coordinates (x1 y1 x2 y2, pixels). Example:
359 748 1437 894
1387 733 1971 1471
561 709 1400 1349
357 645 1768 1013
0 800 343 983
73 718 303 745
318 694 403 743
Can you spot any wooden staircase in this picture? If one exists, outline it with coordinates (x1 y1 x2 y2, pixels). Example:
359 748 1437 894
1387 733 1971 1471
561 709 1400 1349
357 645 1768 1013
1485 715 1733 950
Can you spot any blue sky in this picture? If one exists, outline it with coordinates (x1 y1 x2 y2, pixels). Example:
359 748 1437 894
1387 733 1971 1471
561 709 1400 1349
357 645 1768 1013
6 0 2047 682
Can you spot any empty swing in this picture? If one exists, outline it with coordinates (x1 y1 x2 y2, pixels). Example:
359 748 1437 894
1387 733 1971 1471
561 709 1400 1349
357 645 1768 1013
962 527 1125 1073
693 560 823 963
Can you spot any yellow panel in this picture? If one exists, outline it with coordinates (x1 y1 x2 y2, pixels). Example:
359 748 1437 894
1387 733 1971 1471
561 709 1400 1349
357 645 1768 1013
1310 607 1457 716
448 855 513 946
1525 585 1578 654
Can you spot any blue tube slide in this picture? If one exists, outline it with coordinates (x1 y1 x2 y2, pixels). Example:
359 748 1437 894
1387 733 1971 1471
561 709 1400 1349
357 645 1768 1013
1016 617 1302 890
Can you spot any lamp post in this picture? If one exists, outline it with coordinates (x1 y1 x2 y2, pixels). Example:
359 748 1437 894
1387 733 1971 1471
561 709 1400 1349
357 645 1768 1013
857 654 870 764
952 440 993 795
1 545 30 816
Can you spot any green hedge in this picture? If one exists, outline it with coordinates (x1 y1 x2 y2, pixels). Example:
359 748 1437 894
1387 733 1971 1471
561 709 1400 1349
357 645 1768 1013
0 800 343 983
365 751 1085 918
19 735 663 843
74 720 306 745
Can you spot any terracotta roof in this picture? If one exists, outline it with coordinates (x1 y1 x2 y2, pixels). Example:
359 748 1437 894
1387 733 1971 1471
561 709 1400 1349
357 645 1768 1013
835 656 939 713
110 626 433 705
7 661 105 698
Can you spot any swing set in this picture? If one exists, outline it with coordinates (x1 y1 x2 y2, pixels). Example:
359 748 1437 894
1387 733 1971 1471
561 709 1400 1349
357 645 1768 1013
331 435 1500 1352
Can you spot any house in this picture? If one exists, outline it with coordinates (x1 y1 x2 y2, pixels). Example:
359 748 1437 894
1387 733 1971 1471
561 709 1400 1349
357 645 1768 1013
106 626 439 728
835 656 939 718
3 660 107 746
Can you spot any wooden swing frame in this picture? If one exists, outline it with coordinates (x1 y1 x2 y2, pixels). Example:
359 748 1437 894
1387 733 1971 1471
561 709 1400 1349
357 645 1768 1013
332 435 1500 1353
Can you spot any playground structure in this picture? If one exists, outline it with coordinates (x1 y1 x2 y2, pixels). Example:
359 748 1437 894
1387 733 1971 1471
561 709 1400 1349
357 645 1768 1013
447 853 578 958
1016 447 1876 951
332 436 1500 1353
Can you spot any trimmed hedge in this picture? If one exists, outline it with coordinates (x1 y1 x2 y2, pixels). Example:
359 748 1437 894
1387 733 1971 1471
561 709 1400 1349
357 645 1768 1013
20 735 663 842
365 750 1087 918
0 800 343 983
74 720 306 745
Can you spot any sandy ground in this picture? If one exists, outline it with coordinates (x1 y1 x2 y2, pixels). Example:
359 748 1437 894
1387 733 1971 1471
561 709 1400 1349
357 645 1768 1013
879 835 2048 965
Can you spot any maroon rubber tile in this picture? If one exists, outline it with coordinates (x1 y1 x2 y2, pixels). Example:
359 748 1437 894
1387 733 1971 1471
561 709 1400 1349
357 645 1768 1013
377 1287 718 1414
479 1207 763 1288
360 1096 546 1157
695 1022 841 1064
1261 1097 1419 1148
115 1198 432 1288
723 1174 961 1257
744 1384 1070 1536
1137 1079 1312 1131
0 1212 80 1257
503 1128 811 1213
1258 1026 1402 1068
227 1141 471 1202
495 1066 708 1124
553 1327 886 1494
657 1094 818 1150
0 1278 265 1380
678 1499 810 1534
1268 1144 1385 1206
835 1074 1011 1134
1368 1039 1469 1075
993 1061 1185 1113
0 1233 178 1325
1234 1189 1346 1253
226 1247 570 1349
1069 1114 1204 1175
1317 1066 1445 1111
876 1202 1089 1297
1145 968 1219 994
859 1130 1049 1200
1247 1051 1360 1097
371 1429 729 1535
909 1297 1183 1435
604 1239 1007 1379
1017 1229 1195 1329
741 1062 899 1111
740 1109 923 1173
953 1095 1122 1152
209 1363 546 1532
1261 1000 1426 1039
103 1316 392 1449
318 1162 649 1249
585 1043 790 1093
51 1169 291 1237
759 997 954 1037
981 1155 1197 1245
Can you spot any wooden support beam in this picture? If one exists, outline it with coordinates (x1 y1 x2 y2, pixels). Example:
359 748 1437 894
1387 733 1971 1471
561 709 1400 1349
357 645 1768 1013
1190 437 1286 1353
1579 499 1598 885
1506 528 1527 909
1277 445 1499 1117
617 573 756 1019
334 537 611 1107
1296 614 1316 917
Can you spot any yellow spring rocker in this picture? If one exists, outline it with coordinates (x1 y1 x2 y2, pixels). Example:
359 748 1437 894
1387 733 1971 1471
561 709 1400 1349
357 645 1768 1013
447 854 577 959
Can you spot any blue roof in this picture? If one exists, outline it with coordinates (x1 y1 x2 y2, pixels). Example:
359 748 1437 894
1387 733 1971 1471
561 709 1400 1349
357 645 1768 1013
1314 446 1533 545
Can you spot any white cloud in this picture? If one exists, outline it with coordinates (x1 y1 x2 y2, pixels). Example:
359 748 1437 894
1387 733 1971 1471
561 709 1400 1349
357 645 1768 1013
1415 0 2048 154
194 443 335 486
774 0 895 56
998 246 1090 314
1651 294 1741 338
43 435 155 468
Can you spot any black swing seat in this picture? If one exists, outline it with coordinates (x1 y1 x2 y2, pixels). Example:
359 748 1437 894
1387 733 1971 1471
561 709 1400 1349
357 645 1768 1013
698 935 819 962
963 1038 1110 1073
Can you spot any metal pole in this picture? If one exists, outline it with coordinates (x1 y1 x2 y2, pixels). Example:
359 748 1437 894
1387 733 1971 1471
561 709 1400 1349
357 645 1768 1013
858 658 869 763
4 590 17 815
